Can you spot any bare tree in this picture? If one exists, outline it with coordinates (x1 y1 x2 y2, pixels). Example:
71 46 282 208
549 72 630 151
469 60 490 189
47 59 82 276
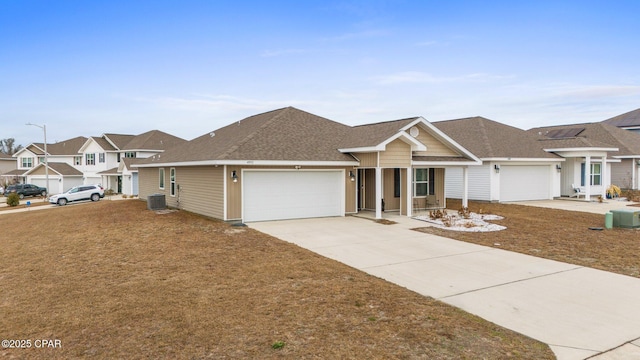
0 138 23 155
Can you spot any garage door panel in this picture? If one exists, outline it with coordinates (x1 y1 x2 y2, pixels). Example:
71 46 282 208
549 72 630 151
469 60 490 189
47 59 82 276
243 171 343 222
500 166 550 202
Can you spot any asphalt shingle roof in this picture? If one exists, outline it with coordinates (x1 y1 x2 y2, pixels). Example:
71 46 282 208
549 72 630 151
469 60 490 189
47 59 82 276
529 122 640 156
602 108 640 128
433 117 559 159
143 107 356 164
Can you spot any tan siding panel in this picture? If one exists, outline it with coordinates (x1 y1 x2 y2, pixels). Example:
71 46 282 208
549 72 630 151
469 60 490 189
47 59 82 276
611 160 633 189
379 140 411 168
173 167 223 219
364 169 376 210
139 167 223 219
435 168 445 208
412 129 459 157
356 152 378 167
383 168 400 211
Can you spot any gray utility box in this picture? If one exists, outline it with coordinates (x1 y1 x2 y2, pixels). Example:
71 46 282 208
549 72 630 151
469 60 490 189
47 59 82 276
610 208 640 228
147 193 166 210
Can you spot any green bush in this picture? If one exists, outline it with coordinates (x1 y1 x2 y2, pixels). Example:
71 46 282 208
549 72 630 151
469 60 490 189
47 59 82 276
6 193 20 207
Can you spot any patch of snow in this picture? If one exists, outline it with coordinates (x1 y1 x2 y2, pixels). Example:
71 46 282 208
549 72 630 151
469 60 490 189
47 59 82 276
413 212 506 232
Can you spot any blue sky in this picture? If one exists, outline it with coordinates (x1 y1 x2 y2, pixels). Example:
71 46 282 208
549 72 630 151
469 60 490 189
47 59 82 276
2 0 639 147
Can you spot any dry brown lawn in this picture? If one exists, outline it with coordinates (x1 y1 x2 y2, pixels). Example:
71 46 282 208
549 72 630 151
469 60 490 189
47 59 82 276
416 199 640 278
0 200 553 359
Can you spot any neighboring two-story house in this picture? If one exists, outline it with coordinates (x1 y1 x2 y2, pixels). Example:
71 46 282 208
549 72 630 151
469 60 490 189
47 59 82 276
6 137 87 193
80 130 186 196
3 131 185 196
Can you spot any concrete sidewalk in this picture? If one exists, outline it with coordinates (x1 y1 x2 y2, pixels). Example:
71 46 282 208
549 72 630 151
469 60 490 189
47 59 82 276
250 215 640 360
510 198 638 215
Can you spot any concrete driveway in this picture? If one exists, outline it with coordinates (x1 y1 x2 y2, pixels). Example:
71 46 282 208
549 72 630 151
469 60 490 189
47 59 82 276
250 215 640 360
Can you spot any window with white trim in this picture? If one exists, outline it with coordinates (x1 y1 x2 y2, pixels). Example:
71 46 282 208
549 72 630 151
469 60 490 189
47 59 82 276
74 156 82 165
99 153 105 163
159 168 165 189
581 163 602 186
170 168 176 196
21 157 33 168
413 168 429 197
86 153 95 165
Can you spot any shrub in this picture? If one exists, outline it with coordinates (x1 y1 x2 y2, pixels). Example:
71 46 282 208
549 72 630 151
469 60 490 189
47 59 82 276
6 192 20 207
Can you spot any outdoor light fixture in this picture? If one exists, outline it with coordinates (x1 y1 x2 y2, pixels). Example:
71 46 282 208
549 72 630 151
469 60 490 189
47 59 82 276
494 164 500 173
349 171 356 182
231 170 238 183
556 164 562 172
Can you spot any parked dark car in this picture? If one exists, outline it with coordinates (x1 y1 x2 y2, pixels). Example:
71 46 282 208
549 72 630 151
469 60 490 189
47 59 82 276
3 184 47 199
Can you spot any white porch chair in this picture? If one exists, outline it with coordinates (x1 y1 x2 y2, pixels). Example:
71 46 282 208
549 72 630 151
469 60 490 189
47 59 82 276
571 184 586 198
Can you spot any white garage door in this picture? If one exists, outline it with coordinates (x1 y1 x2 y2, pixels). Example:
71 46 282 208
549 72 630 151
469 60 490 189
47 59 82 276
243 170 344 222
500 165 550 202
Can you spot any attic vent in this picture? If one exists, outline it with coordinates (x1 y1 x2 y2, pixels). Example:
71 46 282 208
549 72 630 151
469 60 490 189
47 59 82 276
209 132 215 137
545 127 585 139
409 126 419 137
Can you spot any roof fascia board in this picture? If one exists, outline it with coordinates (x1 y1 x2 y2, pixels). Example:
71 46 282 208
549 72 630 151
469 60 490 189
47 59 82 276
544 147 619 153
412 160 482 166
135 160 361 168
379 131 427 151
102 134 121 150
401 117 482 163
12 146 39 157
23 164 62 176
482 157 565 162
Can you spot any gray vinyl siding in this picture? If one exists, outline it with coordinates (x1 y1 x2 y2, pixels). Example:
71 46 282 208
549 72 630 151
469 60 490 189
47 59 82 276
610 160 634 189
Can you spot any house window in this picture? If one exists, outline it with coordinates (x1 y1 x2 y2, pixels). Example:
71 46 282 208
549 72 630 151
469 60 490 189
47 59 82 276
170 168 176 196
414 168 429 197
413 168 435 197
394 168 400 198
86 153 95 165
38 157 45 164
117 153 121 163
159 168 165 189
21 157 33 168
125 152 136 158
99 153 105 163
581 163 602 186
74 156 82 165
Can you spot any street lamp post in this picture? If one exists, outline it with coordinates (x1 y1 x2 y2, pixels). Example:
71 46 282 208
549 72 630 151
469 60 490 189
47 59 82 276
26 123 48 199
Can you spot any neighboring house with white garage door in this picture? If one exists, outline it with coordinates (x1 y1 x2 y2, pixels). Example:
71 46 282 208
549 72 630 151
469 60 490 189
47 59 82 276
135 107 481 222
529 122 640 193
433 117 564 202
24 162 84 194
79 131 187 195
7 136 87 194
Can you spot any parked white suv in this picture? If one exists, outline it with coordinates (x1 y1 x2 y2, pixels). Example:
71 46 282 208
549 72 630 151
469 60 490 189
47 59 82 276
49 185 105 206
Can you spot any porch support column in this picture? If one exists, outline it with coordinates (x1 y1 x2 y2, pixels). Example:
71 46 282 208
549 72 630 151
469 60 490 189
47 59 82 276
375 167 382 219
584 155 591 200
462 166 469 207
406 167 412 217
601 155 608 198
634 159 638 190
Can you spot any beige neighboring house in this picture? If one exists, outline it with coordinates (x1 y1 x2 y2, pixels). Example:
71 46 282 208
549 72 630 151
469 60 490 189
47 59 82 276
135 107 481 222
0 152 18 185
23 162 84 194
529 122 640 193
80 131 187 196
603 108 640 134
433 117 564 202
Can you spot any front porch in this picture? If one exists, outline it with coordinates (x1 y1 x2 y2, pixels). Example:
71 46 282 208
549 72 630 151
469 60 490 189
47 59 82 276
354 166 471 219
